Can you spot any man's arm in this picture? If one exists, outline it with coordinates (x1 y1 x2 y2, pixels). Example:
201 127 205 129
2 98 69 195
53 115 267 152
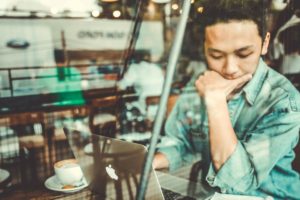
205 94 238 170
205 106 300 192
152 92 200 171
195 71 252 170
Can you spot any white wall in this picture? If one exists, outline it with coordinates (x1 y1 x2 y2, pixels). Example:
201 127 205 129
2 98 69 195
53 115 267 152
0 19 164 67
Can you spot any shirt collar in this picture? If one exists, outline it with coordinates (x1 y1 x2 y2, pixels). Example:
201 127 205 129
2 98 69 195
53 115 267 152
242 58 268 106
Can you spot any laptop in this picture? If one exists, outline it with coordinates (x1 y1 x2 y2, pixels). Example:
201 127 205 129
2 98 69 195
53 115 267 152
63 126 205 200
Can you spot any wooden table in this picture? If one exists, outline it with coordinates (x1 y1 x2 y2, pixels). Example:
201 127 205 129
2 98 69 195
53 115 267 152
1 185 98 200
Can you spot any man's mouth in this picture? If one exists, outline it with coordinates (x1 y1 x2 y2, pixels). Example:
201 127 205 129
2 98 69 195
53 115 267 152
223 75 240 80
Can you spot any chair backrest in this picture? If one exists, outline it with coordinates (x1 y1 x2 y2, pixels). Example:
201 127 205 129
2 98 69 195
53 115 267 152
98 121 117 138
0 111 46 186
145 94 179 118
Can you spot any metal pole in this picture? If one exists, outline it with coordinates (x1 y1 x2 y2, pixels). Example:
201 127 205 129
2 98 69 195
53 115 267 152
61 31 69 66
136 1 191 199
119 0 144 79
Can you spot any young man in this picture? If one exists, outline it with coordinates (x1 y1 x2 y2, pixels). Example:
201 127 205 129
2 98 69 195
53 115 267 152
153 0 300 199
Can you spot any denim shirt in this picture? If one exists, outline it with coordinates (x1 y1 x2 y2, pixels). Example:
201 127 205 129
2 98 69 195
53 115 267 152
157 59 300 200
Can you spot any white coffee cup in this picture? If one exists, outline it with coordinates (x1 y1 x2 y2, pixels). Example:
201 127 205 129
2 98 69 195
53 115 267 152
54 159 83 186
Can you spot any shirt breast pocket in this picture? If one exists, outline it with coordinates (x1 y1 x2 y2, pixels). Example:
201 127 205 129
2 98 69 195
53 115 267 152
189 125 209 152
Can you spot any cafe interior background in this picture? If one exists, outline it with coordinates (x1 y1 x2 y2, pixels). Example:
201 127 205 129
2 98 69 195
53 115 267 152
0 0 299 198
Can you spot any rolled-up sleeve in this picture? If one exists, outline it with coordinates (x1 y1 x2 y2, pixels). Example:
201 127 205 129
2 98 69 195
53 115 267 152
206 142 256 191
157 140 183 171
206 110 300 192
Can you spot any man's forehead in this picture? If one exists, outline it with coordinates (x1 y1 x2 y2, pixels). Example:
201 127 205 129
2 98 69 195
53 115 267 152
204 20 260 37
204 21 262 46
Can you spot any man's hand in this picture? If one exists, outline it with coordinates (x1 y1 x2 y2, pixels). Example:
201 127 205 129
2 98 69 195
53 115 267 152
195 71 252 103
152 153 169 170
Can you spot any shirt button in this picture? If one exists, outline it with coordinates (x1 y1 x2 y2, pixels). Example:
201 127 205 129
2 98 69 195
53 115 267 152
207 176 215 182
200 133 206 139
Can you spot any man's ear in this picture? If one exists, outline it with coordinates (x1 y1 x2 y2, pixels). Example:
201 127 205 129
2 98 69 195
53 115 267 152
261 32 271 55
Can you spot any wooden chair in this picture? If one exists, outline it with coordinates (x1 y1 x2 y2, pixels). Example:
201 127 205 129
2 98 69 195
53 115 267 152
145 94 179 131
88 97 117 136
97 120 117 138
0 112 49 186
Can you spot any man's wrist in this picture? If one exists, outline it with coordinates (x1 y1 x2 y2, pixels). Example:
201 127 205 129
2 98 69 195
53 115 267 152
204 92 227 108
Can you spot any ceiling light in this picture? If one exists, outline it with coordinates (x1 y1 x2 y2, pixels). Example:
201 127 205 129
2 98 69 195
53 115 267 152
112 10 121 18
197 7 204 13
91 10 100 17
172 4 179 10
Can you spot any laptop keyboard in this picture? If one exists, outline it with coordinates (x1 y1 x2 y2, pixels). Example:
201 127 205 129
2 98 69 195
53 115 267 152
162 188 196 200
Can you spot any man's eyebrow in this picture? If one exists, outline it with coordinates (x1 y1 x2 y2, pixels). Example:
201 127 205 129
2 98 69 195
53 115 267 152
234 45 255 53
207 45 255 54
207 48 225 54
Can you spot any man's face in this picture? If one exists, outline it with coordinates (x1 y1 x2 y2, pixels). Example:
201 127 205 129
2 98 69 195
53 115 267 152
204 21 269 80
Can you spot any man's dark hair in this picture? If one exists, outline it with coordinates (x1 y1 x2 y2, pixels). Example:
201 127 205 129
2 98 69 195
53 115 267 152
200 0 269 39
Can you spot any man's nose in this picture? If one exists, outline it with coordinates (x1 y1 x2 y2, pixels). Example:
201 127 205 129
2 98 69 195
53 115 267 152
223 56 239 78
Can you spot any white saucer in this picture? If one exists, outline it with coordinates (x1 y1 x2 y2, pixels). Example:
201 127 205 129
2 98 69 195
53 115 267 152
117 132 152 142
0 169 10 183
0 168 11 194
44 175 88 193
